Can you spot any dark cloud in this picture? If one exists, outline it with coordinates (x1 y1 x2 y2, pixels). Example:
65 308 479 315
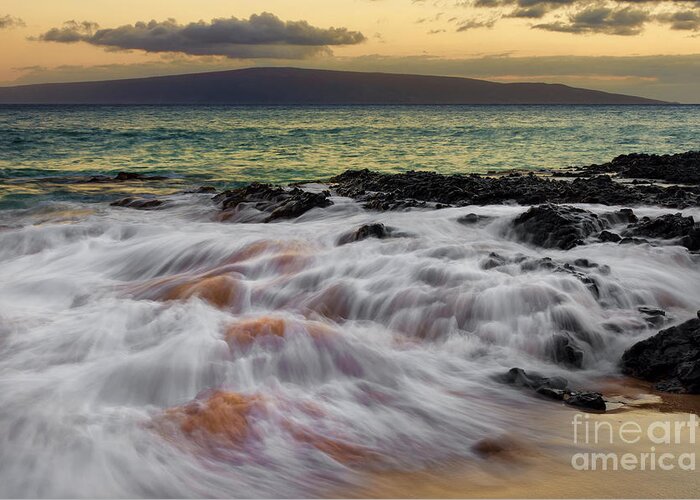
657 9 700 29
466 0 700 27
534 6 650 35
38 21 99 42
457 18 497 30
36 13 365 59
0 15 24 29
508 5 550 17
621 0 700 3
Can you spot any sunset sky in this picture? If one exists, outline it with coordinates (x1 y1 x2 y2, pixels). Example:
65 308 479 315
1 0 699 101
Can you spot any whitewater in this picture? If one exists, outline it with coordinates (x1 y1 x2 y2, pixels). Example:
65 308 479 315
0 189 699 497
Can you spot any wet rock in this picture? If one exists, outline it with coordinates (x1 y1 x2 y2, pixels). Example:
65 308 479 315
561 265 600 298
520 256 558 271
90 172 168 182
572 258 597 268
114 172 168 181
680 229 700 252
512 204 606 250
536 386 569 400
499 368 608 412
577 152 700 185
457 213 491 225
266 191 332 221
565 392 606 412
601 208 638 225
623 213 700 251
110 197 164 209
214 183 332 222
337 223 393 245
569 258 609 275
638 306 665 317
619 237 649 245
329 160 700 211
621 317 700 394
547 334 584 369
638 306 667 327
499 367 569 392
629 213 694 239
486 255 601 298
481 252 507 270
599 230 622 243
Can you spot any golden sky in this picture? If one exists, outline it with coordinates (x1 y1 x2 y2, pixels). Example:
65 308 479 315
1 0 699 101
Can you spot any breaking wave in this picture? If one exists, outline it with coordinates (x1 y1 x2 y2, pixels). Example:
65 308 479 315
0 193 699 497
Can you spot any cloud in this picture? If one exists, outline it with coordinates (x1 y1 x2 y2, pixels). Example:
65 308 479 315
465 0 700 29
35 13 365 59
0 15 24 29
657 9 700 30
9 58 245 85
534 6 650 35
508 6 550 17
456 18 497 30
38 21 98 42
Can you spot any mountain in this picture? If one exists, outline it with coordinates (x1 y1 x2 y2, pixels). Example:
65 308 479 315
0 67 667 105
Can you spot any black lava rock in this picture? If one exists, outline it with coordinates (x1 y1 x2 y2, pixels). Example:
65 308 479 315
599 230 622 243
499 367 569 391
547 334 585 369
214 183 332 223
329 162 700 211
601 208 638 225
110 197 164 209
624 213 700 251
620 317 700 394
577 152 700 185
484 255 602 299
512 204 606 250
498 368 608 412
457 213 491 225
337 223 393 245
91 172 168 182
566 392 606 411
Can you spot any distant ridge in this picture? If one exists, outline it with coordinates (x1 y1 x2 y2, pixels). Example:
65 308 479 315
0 67 667 105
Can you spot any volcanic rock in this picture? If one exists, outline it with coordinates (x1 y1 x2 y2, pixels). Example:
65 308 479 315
621 317 700 394
512 204 606 250
337 223 393 245
110 197 164 209
214 183 332 222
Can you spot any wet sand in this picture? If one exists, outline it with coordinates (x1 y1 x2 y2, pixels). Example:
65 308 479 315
342 380 700 498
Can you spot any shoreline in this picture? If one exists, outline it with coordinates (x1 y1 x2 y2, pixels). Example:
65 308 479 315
0 150 698 497
340 381 700 498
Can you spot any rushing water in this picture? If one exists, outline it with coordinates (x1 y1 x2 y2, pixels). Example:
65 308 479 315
0 105 699 497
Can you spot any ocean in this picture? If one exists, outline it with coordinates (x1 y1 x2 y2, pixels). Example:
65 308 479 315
1 105 699 207
0 105 699 497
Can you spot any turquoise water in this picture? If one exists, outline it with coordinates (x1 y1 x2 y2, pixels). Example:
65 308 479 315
1 105 699 207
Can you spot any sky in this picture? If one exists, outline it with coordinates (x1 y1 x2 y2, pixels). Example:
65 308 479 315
0 0 699 102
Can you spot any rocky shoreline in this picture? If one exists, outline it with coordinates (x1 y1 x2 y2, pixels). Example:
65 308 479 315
107 151 700 407
328 151 700 210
